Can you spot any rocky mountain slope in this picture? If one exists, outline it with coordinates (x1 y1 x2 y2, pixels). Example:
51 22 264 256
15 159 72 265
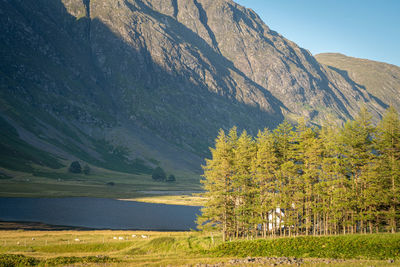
315 53 400 112
0 0 394 180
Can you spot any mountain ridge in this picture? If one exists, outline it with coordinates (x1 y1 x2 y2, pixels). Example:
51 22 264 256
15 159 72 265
315 52 400 112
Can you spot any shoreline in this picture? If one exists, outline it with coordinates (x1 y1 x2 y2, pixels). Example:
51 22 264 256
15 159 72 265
0 220 93 231
0 194 206 206
0 220 194 232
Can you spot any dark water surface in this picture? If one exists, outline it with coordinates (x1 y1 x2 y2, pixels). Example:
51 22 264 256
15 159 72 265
0 197 201 230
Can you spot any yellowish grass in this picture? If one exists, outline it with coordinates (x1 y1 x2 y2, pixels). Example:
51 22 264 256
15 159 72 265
0 230 395 266
0 230 224 266
122 194 207 206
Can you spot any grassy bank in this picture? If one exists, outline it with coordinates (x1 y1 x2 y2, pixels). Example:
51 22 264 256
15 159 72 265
123 194 206 206
0 230 399 266
212 234 400 260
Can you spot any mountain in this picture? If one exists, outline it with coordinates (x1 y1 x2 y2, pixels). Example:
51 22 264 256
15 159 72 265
315 53 400 112
0 0 394 190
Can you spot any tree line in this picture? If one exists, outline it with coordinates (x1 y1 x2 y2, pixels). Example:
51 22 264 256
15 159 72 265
197 107 400 241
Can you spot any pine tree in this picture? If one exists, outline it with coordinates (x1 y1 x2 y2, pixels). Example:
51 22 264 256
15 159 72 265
338 107 375 233
252 128 279 237
274 120 294 162
273 120 295 236
320 125 350 235
197 129 235 241
376 106 400 233
292 119 322 235
198 107 399 241
231 130 256 238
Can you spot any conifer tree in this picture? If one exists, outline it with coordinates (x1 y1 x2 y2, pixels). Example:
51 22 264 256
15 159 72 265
198 107 399 240
197 129 235 241
320 125 350 235
293 119 322 235
338 107 375 233
252 128 279 237
273 120 295 236
376 106 400 233
231 130 256 238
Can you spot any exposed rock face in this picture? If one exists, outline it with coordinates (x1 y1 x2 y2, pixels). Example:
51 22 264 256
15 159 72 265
0 0 393 173
112 0 386 122
78 0 386 125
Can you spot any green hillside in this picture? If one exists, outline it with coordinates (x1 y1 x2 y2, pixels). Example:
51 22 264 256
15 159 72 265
315 53 400 112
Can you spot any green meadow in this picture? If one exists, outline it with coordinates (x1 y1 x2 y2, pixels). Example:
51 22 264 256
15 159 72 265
1 230 399 266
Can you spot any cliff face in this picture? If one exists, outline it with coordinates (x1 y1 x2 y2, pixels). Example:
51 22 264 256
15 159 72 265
79 0 386 123
0 0 392 175
124 0 386 119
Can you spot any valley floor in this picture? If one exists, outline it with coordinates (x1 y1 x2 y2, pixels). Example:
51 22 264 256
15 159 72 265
0 229 399 266
0 164 202 200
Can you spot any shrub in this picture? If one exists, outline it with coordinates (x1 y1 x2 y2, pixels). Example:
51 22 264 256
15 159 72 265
44 256 118 265
167 174 176 182
83 164 91 175
152 167 166 181
68 161 81 173
0 254 39 267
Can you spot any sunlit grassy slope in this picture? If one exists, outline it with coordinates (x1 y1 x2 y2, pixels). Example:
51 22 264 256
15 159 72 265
315 53 400 112
0 231 399 266
0 162 201 199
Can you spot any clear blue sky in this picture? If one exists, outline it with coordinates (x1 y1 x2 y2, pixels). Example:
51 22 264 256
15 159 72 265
234 0 400 66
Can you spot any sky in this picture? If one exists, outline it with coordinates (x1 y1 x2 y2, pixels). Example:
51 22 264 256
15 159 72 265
234 0 400 66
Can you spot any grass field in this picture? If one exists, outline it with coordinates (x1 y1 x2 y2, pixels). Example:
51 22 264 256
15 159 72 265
0 163 202 200
0 230 399 266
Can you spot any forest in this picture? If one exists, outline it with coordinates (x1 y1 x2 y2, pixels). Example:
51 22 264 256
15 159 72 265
197 107 400 242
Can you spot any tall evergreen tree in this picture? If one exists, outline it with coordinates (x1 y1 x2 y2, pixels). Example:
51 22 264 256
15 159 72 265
338 107 375 233
197 129 235 241
198 107 399 240
252 128 279 237
231 130 256 238
376 106 400 233
292 119 322 235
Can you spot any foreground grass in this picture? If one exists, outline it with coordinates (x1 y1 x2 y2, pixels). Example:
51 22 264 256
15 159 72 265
213 234 400 260
1 231 399 266
0 230 223 266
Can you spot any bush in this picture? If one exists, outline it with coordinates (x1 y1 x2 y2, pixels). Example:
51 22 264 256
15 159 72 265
0 254 118 266
83 164 91 175
68 161 81 173
167 174 176 182
0 254 39 267
44 256 118 265
152 167 166 181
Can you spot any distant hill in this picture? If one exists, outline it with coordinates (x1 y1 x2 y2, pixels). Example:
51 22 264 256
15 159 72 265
315 53 400 112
